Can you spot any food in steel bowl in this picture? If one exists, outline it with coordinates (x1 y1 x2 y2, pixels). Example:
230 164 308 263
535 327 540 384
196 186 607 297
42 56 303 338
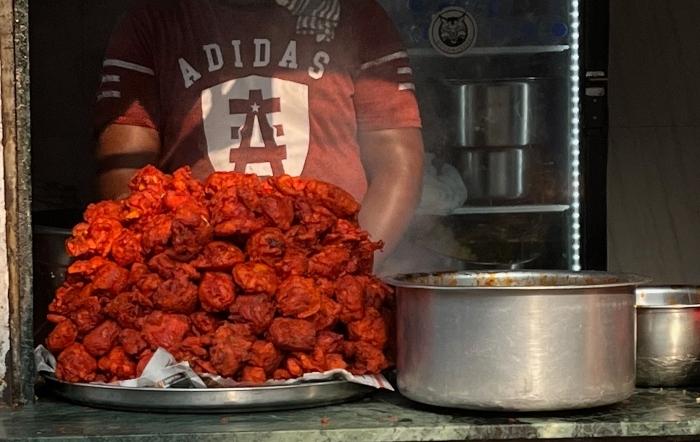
44 166 394 384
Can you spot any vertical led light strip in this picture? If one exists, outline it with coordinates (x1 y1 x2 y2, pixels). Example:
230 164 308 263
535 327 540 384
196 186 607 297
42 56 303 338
569 0 582 271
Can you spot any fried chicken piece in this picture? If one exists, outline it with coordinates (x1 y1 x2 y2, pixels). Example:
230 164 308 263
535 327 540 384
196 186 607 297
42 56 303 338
168 202 213 261
213 206 268 237
98 346 136 380
268 175 306 197
45 319 78 353
311 296 341 330
84 200 123 223
83 320 121 357
123 189 164 221
65 222 94 258
268 318 316 352
285 356 304 378
232 262 279 294
119 328 147 356
308 245 351 278
334 275 365 322
272 368 293 380
315 331 345 355
198 272 236 312
154 276 199 314
133 273 161 299
361 276 394 309
190 312 221 335
91 261 129 296
275 247 309 277
141 311 190 351
209 323 253 377
347 342 388 375
303 179 360 218
229 295 276 334
260 195 294 231
325 353 348 370
69 296 104 334
111 230 143 267
294 198 336 233
138 214 173 254
248 340 282 374
48 282 87 316
276 276 321 319
129 164 170 193
347 308 388 348
293 352 324 373
104 291 149 329
148 253 199 280
66 256 110 280
169 167 205 201
172 335 211 362
55 343 97 383
204 171 260 195
246 228 286 264
323 219 369 244
241 366 267 384
190 241 245 272
86 217 124 257
192 359 217 375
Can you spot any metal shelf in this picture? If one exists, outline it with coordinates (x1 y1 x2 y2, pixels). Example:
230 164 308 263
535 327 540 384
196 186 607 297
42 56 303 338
408 45 570 57
450 204 570 215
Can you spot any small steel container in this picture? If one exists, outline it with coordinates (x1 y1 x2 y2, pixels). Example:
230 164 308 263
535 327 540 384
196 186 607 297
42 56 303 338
456 145 539 203
636 286 700 387
387 271 648 412
445 78 566 148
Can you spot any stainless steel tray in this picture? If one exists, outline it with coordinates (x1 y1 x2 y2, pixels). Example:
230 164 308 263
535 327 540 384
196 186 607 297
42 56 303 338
44 375 373 413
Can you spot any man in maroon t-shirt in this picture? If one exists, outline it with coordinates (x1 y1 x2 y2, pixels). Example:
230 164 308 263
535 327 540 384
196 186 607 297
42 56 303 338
95 0 424 266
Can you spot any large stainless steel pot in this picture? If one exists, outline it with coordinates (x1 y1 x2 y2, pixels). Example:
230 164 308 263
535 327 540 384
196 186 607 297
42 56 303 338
446 78 566 148
387 271 648 412
636 286 700 387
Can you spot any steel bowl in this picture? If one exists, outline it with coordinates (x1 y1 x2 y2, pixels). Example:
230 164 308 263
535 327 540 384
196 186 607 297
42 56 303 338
636 286 700 387
386 271 648 412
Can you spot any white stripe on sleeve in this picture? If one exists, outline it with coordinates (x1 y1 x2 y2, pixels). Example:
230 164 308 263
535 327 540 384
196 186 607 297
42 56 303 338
397 67 413 75
103 59 155 76
398 83 416 91
360 51 409 71
97 90 122 101
101 74 120 83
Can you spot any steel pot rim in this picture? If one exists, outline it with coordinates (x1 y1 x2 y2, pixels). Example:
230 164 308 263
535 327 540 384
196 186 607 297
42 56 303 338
385 270 650 291
442 76 554 86
636 285 700 309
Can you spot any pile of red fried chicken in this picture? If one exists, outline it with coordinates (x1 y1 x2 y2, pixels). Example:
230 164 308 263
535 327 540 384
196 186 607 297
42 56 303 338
45 166 393 384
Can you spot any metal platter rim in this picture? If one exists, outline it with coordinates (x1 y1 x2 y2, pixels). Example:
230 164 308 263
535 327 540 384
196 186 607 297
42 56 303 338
44 374 364 393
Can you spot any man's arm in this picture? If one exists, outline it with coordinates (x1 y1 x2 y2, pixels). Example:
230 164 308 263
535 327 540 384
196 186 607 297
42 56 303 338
358 127 424 269
96 124 161 200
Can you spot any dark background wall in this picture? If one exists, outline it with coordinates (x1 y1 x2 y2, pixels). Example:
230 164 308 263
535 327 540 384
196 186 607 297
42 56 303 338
607 0 700 284
30 0 135 210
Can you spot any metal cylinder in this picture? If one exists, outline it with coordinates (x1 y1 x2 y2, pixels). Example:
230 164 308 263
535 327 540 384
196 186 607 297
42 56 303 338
636 286 700 387
388 271 647 412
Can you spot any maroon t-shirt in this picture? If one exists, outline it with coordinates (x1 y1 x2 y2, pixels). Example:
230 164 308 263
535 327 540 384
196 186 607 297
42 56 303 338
95 0 421 200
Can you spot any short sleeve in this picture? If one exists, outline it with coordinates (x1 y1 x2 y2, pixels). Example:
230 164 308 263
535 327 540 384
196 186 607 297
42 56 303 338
351 0 422 132
94 7 161 134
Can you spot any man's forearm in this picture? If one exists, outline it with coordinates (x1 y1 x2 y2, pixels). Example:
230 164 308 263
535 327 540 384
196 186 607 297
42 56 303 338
358 169 423 268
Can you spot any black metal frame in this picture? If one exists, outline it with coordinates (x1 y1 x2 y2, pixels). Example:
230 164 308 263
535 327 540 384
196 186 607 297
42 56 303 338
580 0 609 270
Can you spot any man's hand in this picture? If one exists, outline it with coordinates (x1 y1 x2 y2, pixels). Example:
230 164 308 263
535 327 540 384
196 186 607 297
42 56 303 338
358 127 424 269
96 124 161 200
